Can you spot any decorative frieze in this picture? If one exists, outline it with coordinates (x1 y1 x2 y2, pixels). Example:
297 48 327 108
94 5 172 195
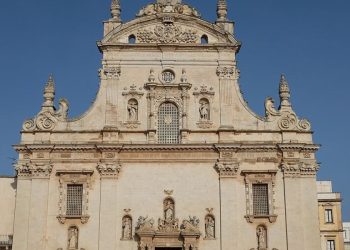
122 84 144 99
137 23 198 44
214 160 239 177
15 162 53 178
101 66 121 79
97 162 122 178
216 66 234 79
280 161 320 178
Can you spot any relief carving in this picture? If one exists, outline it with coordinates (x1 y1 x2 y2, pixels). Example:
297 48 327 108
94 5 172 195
137 23 198 44
216 66 234 79
97 162 122 178
136 216 155 232
204 214 215 239
121 216 133 240
102 66 121 79
68 226 79 250
137 2 200 18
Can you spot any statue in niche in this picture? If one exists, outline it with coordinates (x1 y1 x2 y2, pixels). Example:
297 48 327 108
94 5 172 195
199 99 210 120
68 227 78 249
257 225 267 249
127 99 138 121
122 216 132 240
205 215 215 239
164 198 175 221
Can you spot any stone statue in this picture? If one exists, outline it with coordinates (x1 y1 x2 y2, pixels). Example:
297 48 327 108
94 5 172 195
257 225 267 249
68 227 78 249
205 215 215 239
199 100 209 120
164 199 174 221
122 216 132 240
127 100 138 121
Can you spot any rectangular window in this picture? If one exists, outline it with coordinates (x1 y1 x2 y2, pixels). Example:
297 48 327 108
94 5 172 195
325 209 334 223
252 184 269 215
327 240 335 250
66 184 83 216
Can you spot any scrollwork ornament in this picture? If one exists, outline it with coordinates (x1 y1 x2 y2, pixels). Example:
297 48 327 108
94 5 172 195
297 119 311 131
36 112 57 131
23 119 36 131
278 113 297 130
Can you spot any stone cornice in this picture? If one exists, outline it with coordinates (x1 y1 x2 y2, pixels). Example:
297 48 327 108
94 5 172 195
278 143 320 152
14 143 319 154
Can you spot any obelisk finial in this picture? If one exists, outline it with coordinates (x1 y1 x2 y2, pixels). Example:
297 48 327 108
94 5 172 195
42 74 55 109
217 0 228 21
279 74 291 109
111 0 121 22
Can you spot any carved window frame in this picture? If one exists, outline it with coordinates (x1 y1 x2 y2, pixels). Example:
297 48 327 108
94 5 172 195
241 170 277 223
56 170 94 224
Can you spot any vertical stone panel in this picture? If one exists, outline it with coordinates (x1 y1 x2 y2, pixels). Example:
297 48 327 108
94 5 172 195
27 178 50 250
220 178 238 250
98 179 118 250
12 179 32 250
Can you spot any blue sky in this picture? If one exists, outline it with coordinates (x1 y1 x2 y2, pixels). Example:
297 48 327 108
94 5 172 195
0 0 349 220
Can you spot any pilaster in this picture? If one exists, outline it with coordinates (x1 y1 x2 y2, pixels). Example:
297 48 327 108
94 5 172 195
216 66 235 129
214 146 240 250
97 162 122 250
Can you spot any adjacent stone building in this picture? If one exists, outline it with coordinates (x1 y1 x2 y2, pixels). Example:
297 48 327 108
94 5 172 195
344 222 350 250
317 181 345 250
0 0 327 249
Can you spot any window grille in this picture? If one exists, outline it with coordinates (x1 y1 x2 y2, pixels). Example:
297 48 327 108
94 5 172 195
252 184 269 215
162 70 175 84
327 240 335 250
325 209 334 223
158 102 179 144
66 184 83 216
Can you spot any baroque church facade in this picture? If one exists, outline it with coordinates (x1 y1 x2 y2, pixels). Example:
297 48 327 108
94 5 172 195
1 0 323 249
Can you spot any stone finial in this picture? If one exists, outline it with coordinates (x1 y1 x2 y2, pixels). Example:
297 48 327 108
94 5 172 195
279 74 291 109
42 74 55 109
111 0 121 22
217 0 228 21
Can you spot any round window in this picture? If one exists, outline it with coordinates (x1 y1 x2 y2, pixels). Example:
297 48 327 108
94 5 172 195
161 70 175 84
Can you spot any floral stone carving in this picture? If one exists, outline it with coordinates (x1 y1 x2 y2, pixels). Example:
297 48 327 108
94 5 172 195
137 23 198 44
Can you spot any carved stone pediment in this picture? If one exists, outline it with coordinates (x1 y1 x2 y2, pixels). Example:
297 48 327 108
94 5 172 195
137 23 198 44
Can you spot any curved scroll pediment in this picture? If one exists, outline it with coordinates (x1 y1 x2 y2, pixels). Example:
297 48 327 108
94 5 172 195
100 15 238 46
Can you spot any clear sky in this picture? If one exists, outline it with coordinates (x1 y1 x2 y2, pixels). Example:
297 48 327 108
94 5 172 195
0 0 349 220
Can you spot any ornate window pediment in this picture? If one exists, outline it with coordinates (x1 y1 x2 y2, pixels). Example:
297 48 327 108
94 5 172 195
241 170 278 223
56 170 94 224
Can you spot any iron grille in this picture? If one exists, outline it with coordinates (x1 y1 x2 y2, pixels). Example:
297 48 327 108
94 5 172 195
66 184 83 216
252 184 269 215
158 102 179 144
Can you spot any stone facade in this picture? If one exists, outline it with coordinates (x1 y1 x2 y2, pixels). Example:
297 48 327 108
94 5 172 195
0 0 326 249
317 181 345 250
